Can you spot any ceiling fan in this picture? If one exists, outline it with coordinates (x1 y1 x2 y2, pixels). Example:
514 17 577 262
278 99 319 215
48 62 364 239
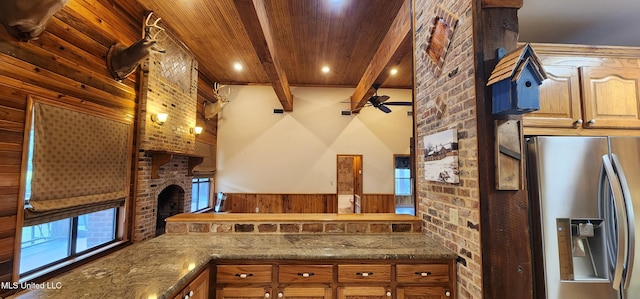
366 84 412 113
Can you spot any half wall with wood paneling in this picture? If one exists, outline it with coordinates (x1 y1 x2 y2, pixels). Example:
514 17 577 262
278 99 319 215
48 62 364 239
221 193 396 213
0 0 144 292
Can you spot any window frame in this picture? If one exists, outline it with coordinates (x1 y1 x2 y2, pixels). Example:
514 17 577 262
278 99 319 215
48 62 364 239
191 177 212 212
19 208 119 276
16 95 133 281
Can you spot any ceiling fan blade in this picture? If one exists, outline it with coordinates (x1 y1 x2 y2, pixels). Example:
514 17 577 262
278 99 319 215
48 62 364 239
377 104 392 113
377 95 390 103
368 95 382 106
384 101 412 106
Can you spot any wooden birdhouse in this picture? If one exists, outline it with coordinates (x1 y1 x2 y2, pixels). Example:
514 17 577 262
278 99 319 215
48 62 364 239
486 44 547 115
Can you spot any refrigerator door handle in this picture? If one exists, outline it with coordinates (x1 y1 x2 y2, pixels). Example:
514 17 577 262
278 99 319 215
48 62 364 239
601 155 628 290
611 154 636 289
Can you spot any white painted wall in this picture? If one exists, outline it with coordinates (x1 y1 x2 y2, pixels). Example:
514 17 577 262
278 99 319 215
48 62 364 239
216 86 413 194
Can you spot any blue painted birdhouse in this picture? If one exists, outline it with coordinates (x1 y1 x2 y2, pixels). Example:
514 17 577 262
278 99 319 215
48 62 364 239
487 44 547 115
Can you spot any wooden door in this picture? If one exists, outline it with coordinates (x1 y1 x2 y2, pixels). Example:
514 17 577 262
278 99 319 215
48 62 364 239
523 65 582 128
188 268 210 299
397 286 452 299
581 66 640 129
279 287 332 299
337 286 391 299
216 287 272 299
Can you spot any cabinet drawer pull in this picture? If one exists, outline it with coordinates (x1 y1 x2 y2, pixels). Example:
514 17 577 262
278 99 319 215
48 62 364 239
297 272 315 277
445 290 451 297
356 271 374 277
235 273 254 278
415 271 432 277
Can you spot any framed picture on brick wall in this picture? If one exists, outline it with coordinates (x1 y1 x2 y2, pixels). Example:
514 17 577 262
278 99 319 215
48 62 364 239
423 129 460 184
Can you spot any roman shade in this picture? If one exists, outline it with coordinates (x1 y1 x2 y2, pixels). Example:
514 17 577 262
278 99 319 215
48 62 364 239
192 141 216 177
24 102 131 226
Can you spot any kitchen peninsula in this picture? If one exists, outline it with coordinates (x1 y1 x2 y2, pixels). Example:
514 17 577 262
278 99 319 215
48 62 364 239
9 214 457 299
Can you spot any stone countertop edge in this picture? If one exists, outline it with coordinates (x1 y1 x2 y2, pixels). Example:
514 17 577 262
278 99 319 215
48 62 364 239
8 233 456 299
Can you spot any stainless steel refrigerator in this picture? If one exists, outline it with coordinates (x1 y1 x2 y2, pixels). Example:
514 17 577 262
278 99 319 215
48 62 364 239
527 136 640 299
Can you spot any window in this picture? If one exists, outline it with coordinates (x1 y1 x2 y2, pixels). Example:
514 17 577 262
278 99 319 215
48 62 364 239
395 168 412 196
394 155 414 215
191 178 211 212
20 208 117 275
20 96 130 277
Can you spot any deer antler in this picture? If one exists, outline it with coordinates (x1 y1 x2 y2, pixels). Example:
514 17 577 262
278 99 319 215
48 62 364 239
213 83 232 102
106 12 166 81
144 12 165 40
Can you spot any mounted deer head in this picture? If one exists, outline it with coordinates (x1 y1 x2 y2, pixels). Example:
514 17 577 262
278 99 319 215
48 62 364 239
0 0 70 41
203 83 232 120
106 12 166 81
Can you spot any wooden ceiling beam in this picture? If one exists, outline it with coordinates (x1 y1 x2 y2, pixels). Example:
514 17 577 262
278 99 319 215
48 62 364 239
350 0 411 112
373 33 412 87
234 0 293 111
481 0 523 8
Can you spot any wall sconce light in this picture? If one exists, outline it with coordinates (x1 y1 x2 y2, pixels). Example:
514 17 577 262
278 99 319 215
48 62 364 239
190 126 203 135
151 113 168 124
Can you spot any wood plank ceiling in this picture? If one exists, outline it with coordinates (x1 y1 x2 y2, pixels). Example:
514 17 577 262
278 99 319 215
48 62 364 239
125 0 412 110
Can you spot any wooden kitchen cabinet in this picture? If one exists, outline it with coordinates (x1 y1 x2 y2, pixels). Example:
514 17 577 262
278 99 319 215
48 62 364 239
278 264 333 299
337 286 391 299
216 265 272 299
397 286 452 299
279 287 333 299
396 264 453 299
216 287 272 299
214 260 455 299
173 267 210 299
337 264 392 299
524 43 640 136
524 65 640 130
523 65 582 129
580 66 640 129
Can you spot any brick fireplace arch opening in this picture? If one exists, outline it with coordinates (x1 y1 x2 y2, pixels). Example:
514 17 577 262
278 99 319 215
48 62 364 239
156 185 185 236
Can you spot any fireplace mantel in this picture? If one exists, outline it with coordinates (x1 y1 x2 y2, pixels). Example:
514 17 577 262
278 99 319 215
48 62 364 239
146 150 204 179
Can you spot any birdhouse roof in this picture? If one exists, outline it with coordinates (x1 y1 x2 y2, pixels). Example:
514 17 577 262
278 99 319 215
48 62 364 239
512 57 544 84
486 43 547 86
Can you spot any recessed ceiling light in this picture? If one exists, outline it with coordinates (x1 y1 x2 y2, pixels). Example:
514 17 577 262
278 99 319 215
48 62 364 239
390 68 398 75
233 62 243 71
321 66 330 73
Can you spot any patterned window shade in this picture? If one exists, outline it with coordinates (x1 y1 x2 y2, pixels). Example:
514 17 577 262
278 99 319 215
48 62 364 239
192 141 216 177
24 102 130 226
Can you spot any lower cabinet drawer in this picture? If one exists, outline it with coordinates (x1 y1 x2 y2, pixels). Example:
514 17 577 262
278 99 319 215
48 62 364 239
338 264 391 283
217 265 273 283
396 264 450 283
279 265 333 283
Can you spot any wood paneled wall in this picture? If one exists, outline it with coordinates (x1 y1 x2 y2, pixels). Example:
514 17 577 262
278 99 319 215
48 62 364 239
0 0 144 290
223 193 396 214
195 74 219 146
224 194 338 213
360 194 396 213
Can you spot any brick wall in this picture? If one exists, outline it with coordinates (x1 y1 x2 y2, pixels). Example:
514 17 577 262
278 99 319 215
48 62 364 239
133 28 199 242
138 28 199 154
166 220 422 235
414 1 482 298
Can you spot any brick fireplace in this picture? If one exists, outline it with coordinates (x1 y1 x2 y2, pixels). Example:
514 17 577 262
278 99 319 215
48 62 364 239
132 25 200 242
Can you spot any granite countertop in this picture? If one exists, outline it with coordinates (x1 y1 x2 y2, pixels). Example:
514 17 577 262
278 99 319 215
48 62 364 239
9 233 456 299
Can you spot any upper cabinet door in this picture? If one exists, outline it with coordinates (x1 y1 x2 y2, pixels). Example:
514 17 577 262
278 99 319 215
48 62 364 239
581 66 640 129
524 65 583 128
